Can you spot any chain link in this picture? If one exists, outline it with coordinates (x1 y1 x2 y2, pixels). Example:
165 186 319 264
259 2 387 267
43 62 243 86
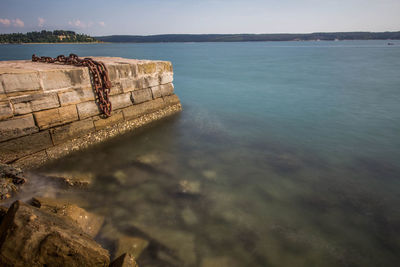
32 53 112 117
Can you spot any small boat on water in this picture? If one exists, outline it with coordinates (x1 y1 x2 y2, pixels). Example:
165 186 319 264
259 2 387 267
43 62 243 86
387 42 395 45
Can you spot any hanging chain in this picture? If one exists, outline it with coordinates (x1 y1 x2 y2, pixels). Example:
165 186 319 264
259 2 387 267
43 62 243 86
32 53 112 117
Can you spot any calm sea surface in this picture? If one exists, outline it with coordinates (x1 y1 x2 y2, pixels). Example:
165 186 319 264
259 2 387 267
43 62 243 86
1 41 400 266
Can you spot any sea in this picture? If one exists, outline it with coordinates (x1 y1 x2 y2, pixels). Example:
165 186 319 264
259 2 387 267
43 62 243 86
1 40 400 266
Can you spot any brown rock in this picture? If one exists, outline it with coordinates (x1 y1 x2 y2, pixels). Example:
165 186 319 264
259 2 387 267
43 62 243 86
115 236 149 259
0 201 109 266
40 171 94 188
110 253 139 267
31 197 104 238
34 105 78 129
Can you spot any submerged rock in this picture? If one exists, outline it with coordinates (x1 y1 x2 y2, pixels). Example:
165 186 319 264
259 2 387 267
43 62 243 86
129 222 197 266
110 253 139 267
0 163 26 200
115 236 149 259
31 197 104 238
40 171 94 188
0 201 110 266
201 256 237 267
181 207 198 226
178 180 201 195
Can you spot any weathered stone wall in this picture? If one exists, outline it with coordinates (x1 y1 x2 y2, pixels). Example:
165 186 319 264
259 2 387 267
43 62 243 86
0 57 182 169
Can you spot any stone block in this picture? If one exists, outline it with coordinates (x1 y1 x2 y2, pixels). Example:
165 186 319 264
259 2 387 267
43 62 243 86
10 93 60 115
40 68 91 91
137 62 156 75
122 98 165 120
120 79 136 93
0 131 53 163
58 87 95 106
160 83 174 96
156 61 173 73
0 114 38 142
131 88 152 104
159 72 174 85
163 94 181 106
0 101 13 120
93 111 124 130
76 101 100 120
110 93 133 110
0 72 41 93
150 85 162 99
114 64 137 79
34 105 78 130
50 119 95 145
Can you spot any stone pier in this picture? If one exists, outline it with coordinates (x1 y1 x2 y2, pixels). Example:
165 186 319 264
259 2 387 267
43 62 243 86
0 57 182 168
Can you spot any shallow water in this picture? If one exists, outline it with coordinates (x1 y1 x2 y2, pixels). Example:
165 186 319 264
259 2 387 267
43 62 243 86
1 41 400 266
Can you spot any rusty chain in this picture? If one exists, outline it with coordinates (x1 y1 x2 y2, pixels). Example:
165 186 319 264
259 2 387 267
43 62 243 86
32 53 112 117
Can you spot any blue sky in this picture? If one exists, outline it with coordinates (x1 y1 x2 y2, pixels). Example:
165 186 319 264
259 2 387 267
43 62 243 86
0 0 399 35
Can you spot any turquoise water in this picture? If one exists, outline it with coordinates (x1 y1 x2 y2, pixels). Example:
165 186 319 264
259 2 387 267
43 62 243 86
1 41 400 266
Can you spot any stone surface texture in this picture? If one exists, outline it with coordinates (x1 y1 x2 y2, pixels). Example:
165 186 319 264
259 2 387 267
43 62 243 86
0 201 110 267
0 57 181 168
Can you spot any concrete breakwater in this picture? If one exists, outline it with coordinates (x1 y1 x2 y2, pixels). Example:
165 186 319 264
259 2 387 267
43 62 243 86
0 57 182 168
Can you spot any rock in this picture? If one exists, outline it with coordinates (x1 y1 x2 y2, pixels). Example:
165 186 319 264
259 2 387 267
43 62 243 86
31 197 104 238
178 180 201 195
0 163 26 200
40 171 93 188
202 170 217 181
129 222 196 266
110 253 139 267
201 256 237 267
115 236 149 259
0 206 7 224
0 201 110 266
181 207 198 226
113 170 128 185
0 162 26 184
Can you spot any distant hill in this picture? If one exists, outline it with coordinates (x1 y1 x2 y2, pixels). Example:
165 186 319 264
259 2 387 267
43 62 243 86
0 30 98 43
96 31 400 43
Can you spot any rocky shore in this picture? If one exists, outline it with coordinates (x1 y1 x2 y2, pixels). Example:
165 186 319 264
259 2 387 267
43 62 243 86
0 163 142 266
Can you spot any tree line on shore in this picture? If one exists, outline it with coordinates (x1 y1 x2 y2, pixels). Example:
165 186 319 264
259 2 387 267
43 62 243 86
97 31 400 43
0 30 98 43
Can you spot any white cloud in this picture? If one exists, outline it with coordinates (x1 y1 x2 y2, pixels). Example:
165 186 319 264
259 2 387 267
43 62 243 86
38 17 45 27
99 21 105 27
0 18 11 26
68 19 85 28
12 18 24 28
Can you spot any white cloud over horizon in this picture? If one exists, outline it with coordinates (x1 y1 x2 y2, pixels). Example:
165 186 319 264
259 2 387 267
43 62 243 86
38 17 45 27
0 18 24 27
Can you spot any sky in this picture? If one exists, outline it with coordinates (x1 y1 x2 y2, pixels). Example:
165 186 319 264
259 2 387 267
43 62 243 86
0 0 399 36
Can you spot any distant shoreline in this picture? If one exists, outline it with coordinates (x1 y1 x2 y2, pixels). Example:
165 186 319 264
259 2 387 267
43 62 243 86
95 31 400 43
